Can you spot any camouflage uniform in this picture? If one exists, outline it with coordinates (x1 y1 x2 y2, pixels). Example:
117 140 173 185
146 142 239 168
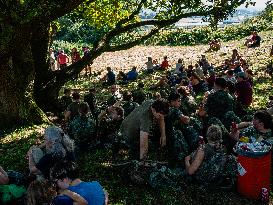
98 117 123 145
68 115 96 149
59 96 72 112
205 90 235 121
121 101 139 117
132 89 146 105
191 144 237 186
180 95 198 116
166 108 201 166
240 126 273 144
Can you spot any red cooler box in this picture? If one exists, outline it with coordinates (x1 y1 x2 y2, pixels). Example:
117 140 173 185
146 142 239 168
237 151 271 200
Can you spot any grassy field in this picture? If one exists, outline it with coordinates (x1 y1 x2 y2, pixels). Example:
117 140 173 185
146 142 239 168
1 30 273 204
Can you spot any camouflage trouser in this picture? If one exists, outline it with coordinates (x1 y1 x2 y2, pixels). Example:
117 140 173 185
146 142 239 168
168 130 189 167
175 117 202 153
29 147 45 181
120 160 186 191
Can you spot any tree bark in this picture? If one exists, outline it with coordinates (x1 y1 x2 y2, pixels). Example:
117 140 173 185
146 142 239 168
0 24 48 130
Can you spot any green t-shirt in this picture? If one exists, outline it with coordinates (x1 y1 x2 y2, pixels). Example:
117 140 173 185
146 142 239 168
121 100 154 141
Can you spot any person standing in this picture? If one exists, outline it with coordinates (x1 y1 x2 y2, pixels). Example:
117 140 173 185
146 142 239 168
58 50 69 70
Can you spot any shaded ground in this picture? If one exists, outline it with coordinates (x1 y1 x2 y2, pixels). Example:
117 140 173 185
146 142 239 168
1 31 273 204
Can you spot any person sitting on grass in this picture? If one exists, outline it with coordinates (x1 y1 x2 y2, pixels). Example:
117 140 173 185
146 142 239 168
159 56 170 70
199 77 235 122
121 91 139 117
245 31 261 48
27 126 75 179
224 69 237 84
208 39 221 52
190 72 206 95
65 92 81 123
235 71 253 108
175 58 184 74
185 125 237 187
126 66 138 81
132 82 146 105
165 93 192 167
229 110 273 145
84 88 98 120
98 105 124 145
101 67 116 86
146 57 154 73
50 161 107 205
68 102 97 152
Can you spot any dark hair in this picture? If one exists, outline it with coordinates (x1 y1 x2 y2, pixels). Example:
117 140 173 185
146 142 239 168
64 89 71 95
180 77 190 86
177 86 189 97
114 106 124 118
72 92 80 100
214 77 227 89
78 102 89 115
226 81 236 94
50 161 79 181
151 99 169 115
123 91 132 101
254 110 273 129
227 70 234 76
89 88 96 93
138 82 144 88
168 92 180 102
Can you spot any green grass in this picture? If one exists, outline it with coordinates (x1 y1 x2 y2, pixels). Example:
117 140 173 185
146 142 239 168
1 30 273 204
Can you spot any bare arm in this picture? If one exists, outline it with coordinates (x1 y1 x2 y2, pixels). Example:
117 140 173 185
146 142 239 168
28 154 41 175
140 131 149 160
62 189 87 205
185 148 204 175
180 115 190 124
64 110 71 121
0 166 9 184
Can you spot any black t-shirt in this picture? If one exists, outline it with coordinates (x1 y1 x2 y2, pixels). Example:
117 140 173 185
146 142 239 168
36 152 75 178
252 35 261 47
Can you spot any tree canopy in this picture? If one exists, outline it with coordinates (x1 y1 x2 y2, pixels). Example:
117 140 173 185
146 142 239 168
0 0 254 129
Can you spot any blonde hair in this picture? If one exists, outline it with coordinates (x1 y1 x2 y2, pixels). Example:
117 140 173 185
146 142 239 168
206 125 222 143
44 126 74 157
26 180 56 205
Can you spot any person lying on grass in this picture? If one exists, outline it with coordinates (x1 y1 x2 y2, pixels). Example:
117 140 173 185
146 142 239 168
50 161 108 205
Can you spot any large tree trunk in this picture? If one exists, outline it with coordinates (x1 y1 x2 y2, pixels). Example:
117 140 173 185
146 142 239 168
0 24 48 130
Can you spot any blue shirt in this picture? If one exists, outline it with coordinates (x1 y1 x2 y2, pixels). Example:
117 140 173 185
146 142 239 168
126 70 138 81
68 181 105 205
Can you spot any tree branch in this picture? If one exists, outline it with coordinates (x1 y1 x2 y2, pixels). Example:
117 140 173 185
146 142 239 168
103 10 208 45
23 0 88 24
116 0 147 28
105 27 160 52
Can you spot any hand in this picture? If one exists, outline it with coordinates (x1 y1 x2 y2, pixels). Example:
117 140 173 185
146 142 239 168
160 136 166 147
185 155 191 162
229 126 240 140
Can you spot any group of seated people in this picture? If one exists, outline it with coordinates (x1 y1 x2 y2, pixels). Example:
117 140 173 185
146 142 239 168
1 41 273 204
1 126 108 204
